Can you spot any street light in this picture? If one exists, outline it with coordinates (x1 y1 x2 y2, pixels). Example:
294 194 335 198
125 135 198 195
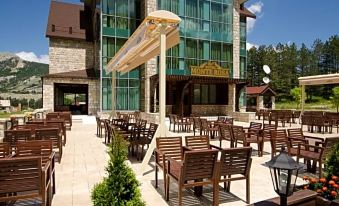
265 147 303 206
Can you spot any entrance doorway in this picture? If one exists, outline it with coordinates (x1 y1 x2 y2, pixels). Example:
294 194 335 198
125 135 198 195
54 83 88 115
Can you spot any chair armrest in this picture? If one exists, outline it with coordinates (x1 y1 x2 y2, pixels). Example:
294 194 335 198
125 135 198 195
182 146 192 152
210 145 223 150
154 148 165 165
298 143 325 153
304 135 324 142
288 137 308 143
167 155 183 173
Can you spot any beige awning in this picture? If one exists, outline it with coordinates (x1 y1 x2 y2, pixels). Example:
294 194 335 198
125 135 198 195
299 73 339 85
106 10 181 74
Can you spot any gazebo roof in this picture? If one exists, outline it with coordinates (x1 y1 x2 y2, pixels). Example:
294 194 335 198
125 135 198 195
299 73 339 85
246 85 276 96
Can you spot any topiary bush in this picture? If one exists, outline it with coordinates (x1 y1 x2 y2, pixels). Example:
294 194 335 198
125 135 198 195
325 143 339 178
91 132 145 206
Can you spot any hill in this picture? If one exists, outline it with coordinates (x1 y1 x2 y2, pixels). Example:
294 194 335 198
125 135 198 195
0 52 49 99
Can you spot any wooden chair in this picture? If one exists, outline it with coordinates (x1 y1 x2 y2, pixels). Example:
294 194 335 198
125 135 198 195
231 125 262 156
185 135 219 150
137 123 158 160
218 124 234 147
261 123 277 155
297 137 339 178
270 130 297 158
165 150 219 206
154 137 183 195
192 117 201 136
16 140 56 195
4 129 31 152
0 143 11 158
59 112 72 129
200 119 219 139
35 128 63 162
287 128 324 144
45 122 66 146
0 157 51 206
169 114 175 132
218 147 252 204
46 112 59 120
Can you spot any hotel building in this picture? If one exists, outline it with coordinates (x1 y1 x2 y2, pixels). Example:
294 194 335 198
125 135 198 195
43 0 255 119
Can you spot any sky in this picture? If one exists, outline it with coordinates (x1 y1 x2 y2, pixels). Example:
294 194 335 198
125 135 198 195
0 0 338 64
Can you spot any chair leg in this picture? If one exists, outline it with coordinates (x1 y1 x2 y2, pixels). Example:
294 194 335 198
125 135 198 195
319 160 322 178
166 175 170 201
213 181 219 206
246 177 250 204
178 186 182 206
155 165 158 188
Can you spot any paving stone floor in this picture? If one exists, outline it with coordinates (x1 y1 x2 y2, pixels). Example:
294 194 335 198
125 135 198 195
7 117 335 206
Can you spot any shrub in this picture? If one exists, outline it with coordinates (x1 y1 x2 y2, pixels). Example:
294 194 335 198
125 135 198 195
91 132 145 206
325 143 339 178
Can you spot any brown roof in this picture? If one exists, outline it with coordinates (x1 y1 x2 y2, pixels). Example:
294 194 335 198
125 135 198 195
246 85 276 96
46 1 92 41
43 68 99 80
240 8 256 19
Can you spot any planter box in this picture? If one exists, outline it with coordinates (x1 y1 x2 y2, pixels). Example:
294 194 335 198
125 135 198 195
316 196 339 206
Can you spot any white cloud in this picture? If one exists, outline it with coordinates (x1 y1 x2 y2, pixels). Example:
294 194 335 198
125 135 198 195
246 42 259 50
15 51 49 64
247 1 264 33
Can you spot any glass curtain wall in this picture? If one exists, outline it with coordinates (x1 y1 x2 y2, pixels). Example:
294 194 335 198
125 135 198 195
239 15 247 107
158 0 233 75
101 0 141 111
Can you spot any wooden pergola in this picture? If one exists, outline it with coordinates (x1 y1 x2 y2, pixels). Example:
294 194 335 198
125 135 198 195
299 73 339 112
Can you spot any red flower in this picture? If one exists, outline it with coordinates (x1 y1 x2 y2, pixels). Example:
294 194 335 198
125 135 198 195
332 176 338 181
320 178 327 183
331 191 337 197
322 187 328 192
329 180 335 185
311 178 318 184
334 184 339 189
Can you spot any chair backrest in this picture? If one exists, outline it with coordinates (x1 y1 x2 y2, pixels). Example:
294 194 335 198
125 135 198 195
0 143 11 158
16 140 53 167
249 122 262 131
185 136 210 150
219 147 252 177
270 130 289 156
46 112 59 120
219 124 233 142
4 129 31 150
193 117 201 128
35 128 60 149
200 118 209 128
156 137 183 161
287 128 304 139
231 125 245 142
182 150 219 182
217 116 226 122
59 112 72 124
146 123 158 140
0 157 42 197
263 123 277 139
224 117 234 125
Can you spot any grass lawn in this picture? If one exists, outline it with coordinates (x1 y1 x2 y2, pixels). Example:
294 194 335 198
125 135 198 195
275 96 338 111
0 111 30 119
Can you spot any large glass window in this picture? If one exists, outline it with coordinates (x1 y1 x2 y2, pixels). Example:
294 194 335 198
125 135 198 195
193 84 218 104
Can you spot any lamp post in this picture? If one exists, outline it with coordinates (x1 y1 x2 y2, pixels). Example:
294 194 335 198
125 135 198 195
265 147 303 206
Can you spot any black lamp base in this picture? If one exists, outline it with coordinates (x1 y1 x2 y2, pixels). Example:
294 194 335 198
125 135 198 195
280 196 287 206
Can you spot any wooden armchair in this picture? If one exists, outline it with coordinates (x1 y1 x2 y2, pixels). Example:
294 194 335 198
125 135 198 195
261 124 277 155
59 112 72 129
165 150 219 206
137 123 158 160
35 128 62 162
0 143 11 158
232 125 262 156
297 137 339 178
154 137 183 195
16 140 56 195
218 147 252 204
287 128 324 144
218 124 234 147
0 157 51 206
192 117 201 136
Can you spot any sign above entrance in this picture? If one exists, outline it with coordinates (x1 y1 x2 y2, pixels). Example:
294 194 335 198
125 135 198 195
191 62 229 78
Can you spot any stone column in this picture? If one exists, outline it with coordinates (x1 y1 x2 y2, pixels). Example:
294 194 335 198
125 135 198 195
271 96 275 110
42 78 54 111
257 95 264 110
144 0 158 113
232 0 240 79
228 84 236 113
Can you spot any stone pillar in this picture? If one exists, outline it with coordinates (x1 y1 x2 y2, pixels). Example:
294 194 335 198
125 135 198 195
228 84 236 113
232 0 240 79
144 0 158 113
271 96 275 110
257 96 264 110
42 78 54 111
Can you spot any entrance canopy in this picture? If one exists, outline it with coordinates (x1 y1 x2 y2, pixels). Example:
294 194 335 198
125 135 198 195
106 10 181 74
299 73 339 85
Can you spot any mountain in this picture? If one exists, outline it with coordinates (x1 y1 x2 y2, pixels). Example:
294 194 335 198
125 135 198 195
0 52 49 99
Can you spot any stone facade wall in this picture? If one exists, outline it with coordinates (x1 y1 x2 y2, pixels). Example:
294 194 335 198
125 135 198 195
232 0 240 78
232 111 256 122
43 77 100 115
49 38 96 74
191 105 229 116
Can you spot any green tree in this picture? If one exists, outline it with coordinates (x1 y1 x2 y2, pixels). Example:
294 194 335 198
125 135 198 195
290 87 302 108
91 132 145 206
330 87 339 112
